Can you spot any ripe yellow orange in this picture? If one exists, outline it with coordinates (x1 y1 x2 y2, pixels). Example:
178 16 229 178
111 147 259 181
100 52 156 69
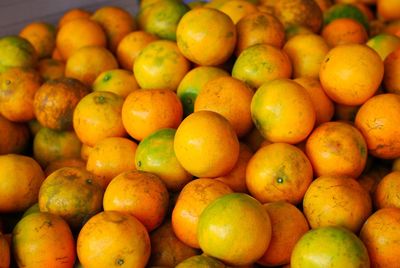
92 69 139 98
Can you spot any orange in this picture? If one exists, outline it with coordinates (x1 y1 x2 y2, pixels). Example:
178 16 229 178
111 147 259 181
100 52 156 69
377 0 400 21
235 12 285 56
250 79 315 144
171 178 233 248
0 67 41 122
103 170 169 231
0 233 10 268
358 163 390 196
33 127 82 168
283 33 329 79
314 0 333 11
135 128 192 192
0 36 37 73
384 20 400 37
174 110 239 177
366 33 400 60
232 44 292 89
37 58 65 81
374 171 400 209
56 18 106 60
0 154 44 213
44 158 86 176
80 143 93 161
197 193 271 266
218 0 258 24
246 142 313 205
138 0 189 40
194 76 254 137
323 3 369 30
294 77 334 125
319 44 384 106
176 7 236 66
284 24 314 40
322 18 368 47
77 211 151 268
92 69 139 98
122 89 183 141
133 40 190 90
86 137 138 188
393 158 400 171
360 207 400 267
116 31 158 70
12 212 75 268
258 201 309 267
355 93 400 159
177 66 229 116
149 221 198 267
91 6 136 52
383 47 400 94
215 143 253 193
65 45 118 86
38 167 103 229
272 0 323 33
58 8 91 28
51 47 63 61
73 91 126 146
0 115 30 154
33 77 90 130
291 226 370 268
303 175 372 232
19 22 56 59
305 121 367 178
176 255 225 268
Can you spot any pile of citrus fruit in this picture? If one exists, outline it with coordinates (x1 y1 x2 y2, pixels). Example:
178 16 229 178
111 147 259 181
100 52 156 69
1 0 400 267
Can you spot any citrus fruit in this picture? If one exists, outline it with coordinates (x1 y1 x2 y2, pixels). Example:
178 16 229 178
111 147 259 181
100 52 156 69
176 255 226 268
383 47 400 94
0 36 37 73
0 115 30 154
37 58 65 81
92 69 139 98
366 33 400 60
19 22 56 59
374 171 400 209
218 0 258 24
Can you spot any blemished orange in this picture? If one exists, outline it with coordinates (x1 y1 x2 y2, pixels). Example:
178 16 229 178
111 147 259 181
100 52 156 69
174 110 240 178
149 221 199 267
319 44 384 106
171 178 233 248
303 176 372 232
250 79 315 144
73 91 127 146
383 47 400 94
92 69 138 98
176 255 225 268
232 44 292 89
215 143 253 193
258 201 309 267
322 18 368 47
285 24 314 40
197 193 271 266
56 18 106 60
12 212 76 268
374 171 400 209
19 22 56 59
294 77 334 125
246 142 313 205
77 211 151 268
218 0 258 24
86 137 138 189
366 33 400 60
360 208 400 267
176 7 237 66
122 89 183 141
305 121 368 178
355 93 400 159
283 33 329 79
0 67 41 122
377 0 400 21
133 40 190 90
33 77 90 130
44 158 86 176
58 8 91 28
0 36 37 73
194 76 254 137
235 12 285 56
65 45 118 86
0 154 44 213
33 127 82 168
0 115 30 155
103 170 169 231
91 6 136 52
116 31 158 70
37 58 65 81
38 167 104 229
0 233 10 268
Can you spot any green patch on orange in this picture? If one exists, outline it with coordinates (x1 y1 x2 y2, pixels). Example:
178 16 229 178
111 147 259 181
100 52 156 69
0 36 37 73
175 255 225 268
323 4 369 30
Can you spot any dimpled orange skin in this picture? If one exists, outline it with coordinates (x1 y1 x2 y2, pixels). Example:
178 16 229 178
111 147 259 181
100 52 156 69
246 143 313 205
250 79 316 144
174 110 240 178
303 176 372 232
319 44 384 106
305 121 368 178
374 171 400 209
355 93 400 159
176 7 237 66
